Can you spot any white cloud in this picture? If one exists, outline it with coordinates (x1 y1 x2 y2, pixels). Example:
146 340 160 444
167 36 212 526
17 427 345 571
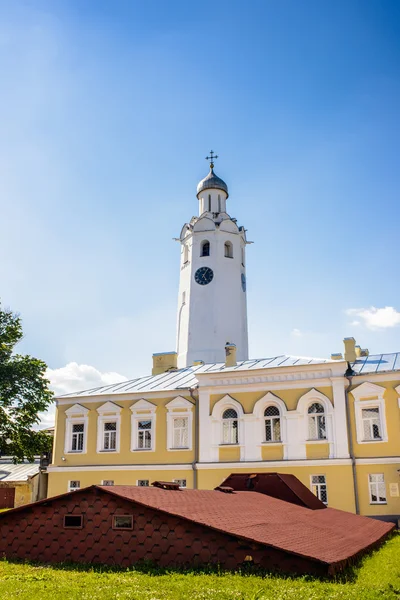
346 306 400 330
291 328 303 337
38 363 128 428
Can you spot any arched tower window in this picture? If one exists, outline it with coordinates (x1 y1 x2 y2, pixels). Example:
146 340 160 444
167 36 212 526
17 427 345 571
241 247 245 266
222 408 238 444
183 245 189 264
264 406 281 442
208 194 211 212
218 194 221 212
224 241 233 258
200 240 210 257
308 403 326 440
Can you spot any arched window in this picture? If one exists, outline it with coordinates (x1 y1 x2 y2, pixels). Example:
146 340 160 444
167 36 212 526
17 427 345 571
241 247 245 266
208 194 211 212
222 408 238 444
218 194 221 212
264 406 281 442
308 403 326 440
224 241 233 258
201 240 210 257
183 245 189 263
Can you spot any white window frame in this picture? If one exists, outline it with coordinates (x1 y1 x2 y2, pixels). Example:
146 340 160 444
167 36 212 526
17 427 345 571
96 402 122 453
264 405 281 443
173 479 187 488
130 399 157 452
166 396 194 451
368 473 387 504
310 474 328 505
221 409 239 445
101 480 114 486
352 383 388 444
68 480 80 492
64 404 89 455
307 402 327 441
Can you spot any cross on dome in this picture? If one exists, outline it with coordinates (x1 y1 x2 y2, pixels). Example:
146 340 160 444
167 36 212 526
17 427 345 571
205 150 218 169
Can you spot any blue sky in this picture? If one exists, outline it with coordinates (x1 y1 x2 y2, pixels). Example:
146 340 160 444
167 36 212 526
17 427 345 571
1 0 399 414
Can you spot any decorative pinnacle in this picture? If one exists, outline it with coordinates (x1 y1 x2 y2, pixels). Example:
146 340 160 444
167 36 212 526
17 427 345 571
205 150 218 169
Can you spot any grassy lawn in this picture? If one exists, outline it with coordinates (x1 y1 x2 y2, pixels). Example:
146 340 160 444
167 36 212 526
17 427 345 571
0 533 398 600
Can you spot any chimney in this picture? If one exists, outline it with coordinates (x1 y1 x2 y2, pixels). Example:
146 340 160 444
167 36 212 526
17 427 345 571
193 360 204 366
330 353 343 361
343 337 357 363
152 352 177 376
225 343 237 367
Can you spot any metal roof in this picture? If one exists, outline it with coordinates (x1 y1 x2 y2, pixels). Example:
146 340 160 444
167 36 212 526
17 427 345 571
351 352 400 375
0 459 40 482
57 352 400 400
196 167 229 198
58 355 333 398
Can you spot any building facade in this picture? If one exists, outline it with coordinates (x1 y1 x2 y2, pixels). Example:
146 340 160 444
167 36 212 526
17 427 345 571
47 158 400 523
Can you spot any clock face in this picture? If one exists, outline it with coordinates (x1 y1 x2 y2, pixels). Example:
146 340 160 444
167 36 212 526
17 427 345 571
241 273 246 292
195 266 214 286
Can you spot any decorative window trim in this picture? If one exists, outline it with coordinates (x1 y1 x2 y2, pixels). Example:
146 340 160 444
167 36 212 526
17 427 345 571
310 474 328 505
96 402 122 453
112 515 133 530
68 480 80 492
166 396 194 451
297 389 334 446
173 479 187 488
130 400 157 452
211 395 244 447
352 383 388 444
253 392 287 448
64 404 89 455
368 473 387 504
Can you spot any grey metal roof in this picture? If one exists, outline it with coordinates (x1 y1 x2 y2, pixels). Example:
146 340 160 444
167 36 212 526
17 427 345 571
351 352 400 375
57 352 400 400
196 167 229 198
0 459 40 482
58 355 333 399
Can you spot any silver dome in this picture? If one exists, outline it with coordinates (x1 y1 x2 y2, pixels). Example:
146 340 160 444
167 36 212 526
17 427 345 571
196 168 229 198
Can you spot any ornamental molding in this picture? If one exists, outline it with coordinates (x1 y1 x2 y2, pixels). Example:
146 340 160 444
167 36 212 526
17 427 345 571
351 381 386 401
165 396 193 411
96 401 122 414
65 403 89 417
198 369 333 388
130 399 157 413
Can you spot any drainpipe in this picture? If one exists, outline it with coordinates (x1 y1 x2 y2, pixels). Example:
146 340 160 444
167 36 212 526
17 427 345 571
344 367 360 515
189 385 199 489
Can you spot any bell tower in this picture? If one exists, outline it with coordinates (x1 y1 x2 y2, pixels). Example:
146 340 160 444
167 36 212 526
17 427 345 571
176 152 249 368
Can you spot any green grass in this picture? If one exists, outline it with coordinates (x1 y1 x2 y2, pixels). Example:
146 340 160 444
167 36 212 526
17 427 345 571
0 533 399 600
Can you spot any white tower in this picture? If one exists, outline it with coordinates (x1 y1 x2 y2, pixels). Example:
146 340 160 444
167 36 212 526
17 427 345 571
176 152 249 368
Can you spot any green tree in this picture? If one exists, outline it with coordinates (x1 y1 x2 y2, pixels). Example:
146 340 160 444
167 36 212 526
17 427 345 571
0 302 54 461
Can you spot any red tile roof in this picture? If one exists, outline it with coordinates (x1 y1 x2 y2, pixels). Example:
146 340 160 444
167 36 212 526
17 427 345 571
101 485 394 568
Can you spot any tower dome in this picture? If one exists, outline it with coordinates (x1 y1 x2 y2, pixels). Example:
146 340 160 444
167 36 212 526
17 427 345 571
196 167 229 198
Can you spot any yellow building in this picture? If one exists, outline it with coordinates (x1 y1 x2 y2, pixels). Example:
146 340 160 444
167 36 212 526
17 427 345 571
48 158 400 524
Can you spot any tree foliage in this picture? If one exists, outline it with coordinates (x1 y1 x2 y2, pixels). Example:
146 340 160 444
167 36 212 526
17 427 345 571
0 303 54 461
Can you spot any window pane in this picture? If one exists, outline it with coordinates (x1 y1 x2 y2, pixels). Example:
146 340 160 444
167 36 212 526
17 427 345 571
317 415 326 439
73 424 84 433
265 420 272 441
113 516 133 529
64 515 83 528
264 406 279 417
309 416 317 439
273 418 281 441
137 480 149 487
104 422 116 431
308 402 324 414
223 409 238 419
